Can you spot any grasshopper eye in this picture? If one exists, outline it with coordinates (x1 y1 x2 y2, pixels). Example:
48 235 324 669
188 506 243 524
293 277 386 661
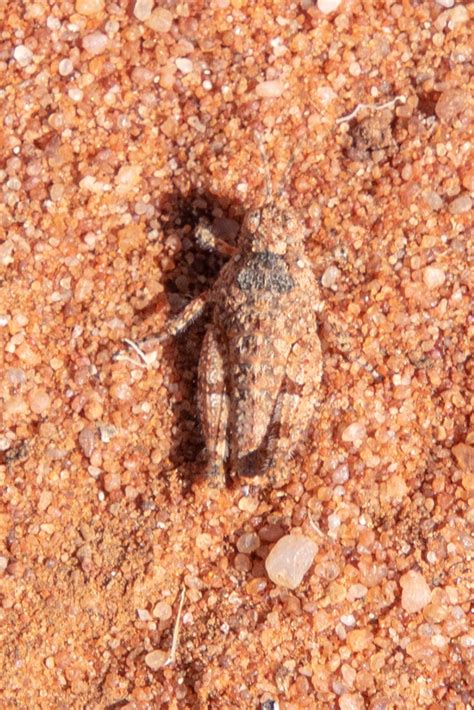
245 210 261 231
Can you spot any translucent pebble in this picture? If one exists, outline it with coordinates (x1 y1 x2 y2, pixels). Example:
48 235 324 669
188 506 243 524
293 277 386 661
347 584 367 600
238 496 259 513
245 577 267 595
265 534 317 590
153 601 172 621
321 265 340 289
452 442 474 472
435 0 454 6
332 464 349 484
400 570 431 613
447 4 469 26
29 389 51 414
448 194 472 215
75 0 104 15
346 628 373 652
69 88 83 102
145 649 167 670
0 437 10 452
83 31 108 55
137 608 152 621
133 0 154 21
103 472 121 492
146 7 173 32
255 80 285 98
423 265 446 289
78 427 96 458
58 58 74 76
423 190 443 211
317 0 342 13
176 57 193 74
13 45 33 67
435 88 467 123
339 693 365 710
116 165 142 188
194 532 212 550
237 532 260 553
38 491 53 512
341 422 366 444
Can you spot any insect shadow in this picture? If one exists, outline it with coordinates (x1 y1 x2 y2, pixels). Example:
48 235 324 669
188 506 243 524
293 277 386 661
141 188 244 489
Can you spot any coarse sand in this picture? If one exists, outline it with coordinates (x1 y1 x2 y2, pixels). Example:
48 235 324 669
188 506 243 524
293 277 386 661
0 0 472 708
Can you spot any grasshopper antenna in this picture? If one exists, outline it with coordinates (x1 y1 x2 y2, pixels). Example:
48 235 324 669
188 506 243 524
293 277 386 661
277 141 303 197
254 130 273 204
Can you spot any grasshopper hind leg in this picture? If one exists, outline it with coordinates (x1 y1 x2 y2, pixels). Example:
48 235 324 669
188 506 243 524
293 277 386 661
262 335 322 487
198 328 230 487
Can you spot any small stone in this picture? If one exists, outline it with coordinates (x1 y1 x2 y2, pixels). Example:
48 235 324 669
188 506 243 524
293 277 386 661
83 32 108 56
13 45 33 67
400 570 431 613
423 190 444 211
146 7 173 32
452 442 474 472
349 62 361 78
103 472 121 492
152 601 172 621
75 0 104 15
175 57 193 74
321 265 340 289
255 80 285 98
144 649 168 670
238 496 259 513
29 389 51 414
346 628 373 652
448 194 472 215
339 693 365 710
435 88 467 124
75 277 94 302
196 533 213 549
447 4 469 26
265 534 317 590
236 532 260 554
0 556 9 574
38 491 53 512
245 577 267 595
435 0 454 6
137 608 152 621
317 0 342 14
116 165 142 193
258 524 284 543
341 422 366 444
347 584 368 601
133 0 154 21
78 427 96 458
383 474 408 502
58 58 74 76
0 436 10 452
423 265 446 289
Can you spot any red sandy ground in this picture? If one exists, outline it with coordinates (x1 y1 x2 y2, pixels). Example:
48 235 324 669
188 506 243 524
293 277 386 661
0 0 472 708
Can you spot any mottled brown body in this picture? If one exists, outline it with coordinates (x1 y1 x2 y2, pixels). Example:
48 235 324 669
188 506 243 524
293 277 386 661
171 199 323 486
119 196 323 486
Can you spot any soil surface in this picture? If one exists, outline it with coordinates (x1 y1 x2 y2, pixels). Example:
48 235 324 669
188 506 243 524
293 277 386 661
0 0 472 708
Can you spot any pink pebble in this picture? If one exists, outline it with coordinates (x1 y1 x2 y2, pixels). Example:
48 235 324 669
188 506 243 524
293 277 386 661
400 570 431 613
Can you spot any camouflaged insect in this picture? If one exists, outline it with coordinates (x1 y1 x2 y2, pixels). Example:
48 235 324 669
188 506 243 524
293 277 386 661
120 149 323 487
